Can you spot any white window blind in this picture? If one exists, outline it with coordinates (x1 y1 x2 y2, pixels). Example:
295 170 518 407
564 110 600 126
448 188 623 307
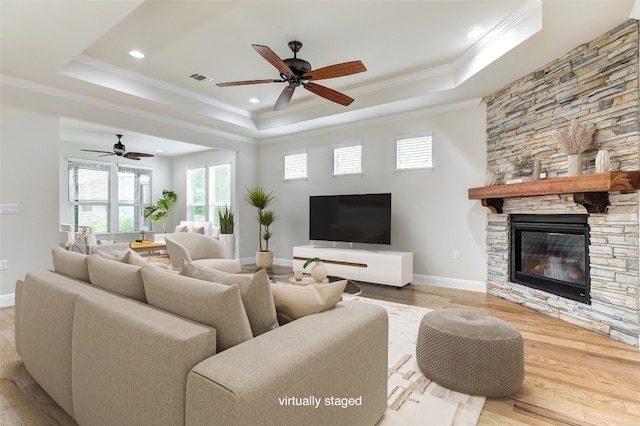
208 163 231 226
117 165 152 232
187 167 206 221
284 151 307 180
333 144 362 176
67 159 111 232
396 134 433 170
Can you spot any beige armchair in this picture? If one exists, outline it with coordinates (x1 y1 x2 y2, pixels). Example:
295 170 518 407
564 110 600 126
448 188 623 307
164 233 241 272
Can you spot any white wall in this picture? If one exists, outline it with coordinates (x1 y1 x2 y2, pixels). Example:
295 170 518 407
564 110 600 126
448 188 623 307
258 103 488 284
0 106 60 299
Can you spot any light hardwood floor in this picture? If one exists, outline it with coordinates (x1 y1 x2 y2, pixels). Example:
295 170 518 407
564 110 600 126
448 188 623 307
357 282 640 425
2 268 639 425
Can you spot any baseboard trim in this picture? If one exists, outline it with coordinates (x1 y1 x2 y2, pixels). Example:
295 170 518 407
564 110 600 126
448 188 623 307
0 293 15 307
412 274 486 293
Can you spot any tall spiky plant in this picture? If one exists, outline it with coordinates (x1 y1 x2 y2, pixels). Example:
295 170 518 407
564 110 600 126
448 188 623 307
244 186 275 252
218 205 234 234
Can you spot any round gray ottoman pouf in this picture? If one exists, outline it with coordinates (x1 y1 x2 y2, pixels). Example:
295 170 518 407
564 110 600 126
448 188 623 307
416 309 524 397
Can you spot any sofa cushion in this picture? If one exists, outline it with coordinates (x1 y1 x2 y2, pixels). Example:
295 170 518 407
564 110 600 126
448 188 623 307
271 280 347 323
86 254 146 303
52 247 90 282
141 266 252 352
181 264 278 337
175 225 188 233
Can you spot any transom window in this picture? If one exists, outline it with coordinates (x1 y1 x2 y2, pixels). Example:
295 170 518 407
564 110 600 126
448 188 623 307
333 144 362 176
284 151 307 181
396 133 433 171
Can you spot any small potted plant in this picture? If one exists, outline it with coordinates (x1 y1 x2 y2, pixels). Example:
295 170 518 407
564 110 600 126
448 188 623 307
552 118 595 176
218 205 235 259
144 190 177 234
303 257 328 283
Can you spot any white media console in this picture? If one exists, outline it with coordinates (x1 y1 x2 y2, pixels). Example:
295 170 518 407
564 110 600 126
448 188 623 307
292 245 413 287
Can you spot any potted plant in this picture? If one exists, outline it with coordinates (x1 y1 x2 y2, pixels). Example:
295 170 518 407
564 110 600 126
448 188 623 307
303 257 328 282
144 190 177 242
218 205 235 259
552 118 595 176
244 186 276 268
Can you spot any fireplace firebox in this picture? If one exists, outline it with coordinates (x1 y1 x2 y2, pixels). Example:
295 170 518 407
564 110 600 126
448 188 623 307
510 214 590 304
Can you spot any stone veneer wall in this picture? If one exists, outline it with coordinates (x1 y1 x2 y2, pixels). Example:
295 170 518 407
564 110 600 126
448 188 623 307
483 19 640 346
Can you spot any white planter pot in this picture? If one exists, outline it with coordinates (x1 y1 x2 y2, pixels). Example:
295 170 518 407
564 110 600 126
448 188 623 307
219 234 235 259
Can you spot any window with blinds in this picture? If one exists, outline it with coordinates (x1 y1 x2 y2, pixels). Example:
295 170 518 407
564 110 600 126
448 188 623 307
186 163 231 226
208 163 231 226
67 160 111 233
67 159 154 234
284 151 307 180
118 165 152 232
396 134 433 171
187 167 206 222
333 144 362 176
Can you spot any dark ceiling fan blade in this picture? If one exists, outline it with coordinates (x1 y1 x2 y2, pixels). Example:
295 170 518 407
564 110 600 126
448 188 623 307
274 86 295 111
124 155 141 160
216 79 284 87
126 152 154 158
303 60 367 81
81 149 113 154
252 44 294 75
303 82 354 106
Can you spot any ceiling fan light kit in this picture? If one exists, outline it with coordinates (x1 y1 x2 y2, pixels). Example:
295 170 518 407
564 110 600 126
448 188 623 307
81 134 155 161
217 40 366 111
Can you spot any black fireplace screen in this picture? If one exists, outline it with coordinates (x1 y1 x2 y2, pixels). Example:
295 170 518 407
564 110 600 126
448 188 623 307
510 214 590 304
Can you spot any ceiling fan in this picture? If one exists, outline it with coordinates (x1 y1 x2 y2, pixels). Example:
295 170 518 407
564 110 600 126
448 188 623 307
81 134 154 160
216 41 366 111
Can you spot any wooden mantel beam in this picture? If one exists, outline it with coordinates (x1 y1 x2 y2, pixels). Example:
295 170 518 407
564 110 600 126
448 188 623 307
468 171 640 214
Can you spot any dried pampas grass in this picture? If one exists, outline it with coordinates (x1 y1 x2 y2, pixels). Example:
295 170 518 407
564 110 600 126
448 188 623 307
552 119 596 154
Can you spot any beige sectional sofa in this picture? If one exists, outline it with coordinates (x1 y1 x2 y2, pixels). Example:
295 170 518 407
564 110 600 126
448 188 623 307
15 248 388 426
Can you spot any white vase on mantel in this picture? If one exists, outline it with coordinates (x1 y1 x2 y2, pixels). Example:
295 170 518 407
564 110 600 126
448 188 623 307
595 149 610 173
567 153 584 176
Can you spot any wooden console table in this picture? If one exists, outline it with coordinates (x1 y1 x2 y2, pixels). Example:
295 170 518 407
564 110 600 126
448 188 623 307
468 171 640 214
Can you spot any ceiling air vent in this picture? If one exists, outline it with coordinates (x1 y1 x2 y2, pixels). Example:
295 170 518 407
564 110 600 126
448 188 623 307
188 72 213 84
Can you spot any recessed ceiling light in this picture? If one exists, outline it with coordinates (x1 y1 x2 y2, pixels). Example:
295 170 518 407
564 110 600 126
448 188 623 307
156 149 164 153
129 50 145 59
466 27 484 39
249 97 260 104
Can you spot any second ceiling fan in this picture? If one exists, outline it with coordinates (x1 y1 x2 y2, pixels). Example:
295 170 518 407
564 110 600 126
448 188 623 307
216 41 366 111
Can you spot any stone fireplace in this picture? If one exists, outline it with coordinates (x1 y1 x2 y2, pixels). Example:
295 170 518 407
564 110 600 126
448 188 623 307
473 19 640 347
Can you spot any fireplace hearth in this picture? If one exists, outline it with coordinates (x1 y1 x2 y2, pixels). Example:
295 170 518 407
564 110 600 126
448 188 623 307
510 214 590 304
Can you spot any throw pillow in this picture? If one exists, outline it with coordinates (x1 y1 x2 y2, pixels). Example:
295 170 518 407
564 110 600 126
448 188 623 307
94 249 130 263
52 247 90 282
180 264 279 337
127 249 170 269
141 266 252 352
193 226 205 234
86 254 146 303
271 280 347 323
175 225 188 233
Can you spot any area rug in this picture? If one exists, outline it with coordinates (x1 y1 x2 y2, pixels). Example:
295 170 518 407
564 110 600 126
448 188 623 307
345 296 485 426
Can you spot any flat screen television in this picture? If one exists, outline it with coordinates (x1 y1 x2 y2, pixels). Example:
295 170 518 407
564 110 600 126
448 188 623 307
309 193 391 245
